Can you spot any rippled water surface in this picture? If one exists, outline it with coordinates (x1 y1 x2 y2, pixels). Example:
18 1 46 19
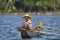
0 15 60 40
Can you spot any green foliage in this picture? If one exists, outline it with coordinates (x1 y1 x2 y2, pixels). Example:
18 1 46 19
0 0 60 13
0 1 6 10
36 0 54 7
56 0 60 7
36 1 43 7
23 0 35 7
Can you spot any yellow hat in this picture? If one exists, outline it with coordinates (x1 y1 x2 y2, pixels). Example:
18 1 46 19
22 14 31 18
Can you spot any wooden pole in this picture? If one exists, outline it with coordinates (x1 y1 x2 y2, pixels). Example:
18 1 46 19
41 31 60 36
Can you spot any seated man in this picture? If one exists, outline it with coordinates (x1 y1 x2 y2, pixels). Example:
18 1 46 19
18 14 32 31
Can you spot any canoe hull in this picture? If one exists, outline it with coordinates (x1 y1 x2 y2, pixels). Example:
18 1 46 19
21 30 30 38
18 26 42 38
20 30 40 38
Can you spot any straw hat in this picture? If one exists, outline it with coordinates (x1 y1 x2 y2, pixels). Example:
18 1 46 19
22 14 31 18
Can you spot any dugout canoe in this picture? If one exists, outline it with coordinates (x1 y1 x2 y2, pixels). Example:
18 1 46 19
18 27 41 38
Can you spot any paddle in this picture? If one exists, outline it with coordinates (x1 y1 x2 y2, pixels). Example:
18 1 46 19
42 26 60 30
40 31 60 36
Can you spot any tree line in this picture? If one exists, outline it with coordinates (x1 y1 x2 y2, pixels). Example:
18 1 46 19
0 0 60 14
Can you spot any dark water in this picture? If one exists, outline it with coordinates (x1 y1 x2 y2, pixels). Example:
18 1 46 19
0 15 60 40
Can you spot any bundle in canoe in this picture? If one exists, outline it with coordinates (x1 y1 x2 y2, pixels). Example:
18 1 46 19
18 26 42 38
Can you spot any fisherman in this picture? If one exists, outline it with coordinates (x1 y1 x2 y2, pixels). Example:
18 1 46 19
21 14 32 30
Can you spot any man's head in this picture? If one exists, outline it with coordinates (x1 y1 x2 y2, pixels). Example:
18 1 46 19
22 14 31 21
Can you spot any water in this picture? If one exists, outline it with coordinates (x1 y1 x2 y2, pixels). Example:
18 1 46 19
0 15 60 40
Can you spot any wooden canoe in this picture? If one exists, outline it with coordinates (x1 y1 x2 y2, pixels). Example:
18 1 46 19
18 27 42 38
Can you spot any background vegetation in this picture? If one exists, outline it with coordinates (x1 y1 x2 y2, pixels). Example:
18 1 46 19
0 0 60 14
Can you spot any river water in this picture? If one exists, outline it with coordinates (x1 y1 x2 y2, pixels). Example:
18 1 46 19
0 15 60 40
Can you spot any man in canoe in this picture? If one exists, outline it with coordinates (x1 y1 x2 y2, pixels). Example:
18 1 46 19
18 14 32 31
22 14 32 30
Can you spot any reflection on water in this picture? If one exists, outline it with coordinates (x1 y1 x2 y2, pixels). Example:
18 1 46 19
0 15 60 40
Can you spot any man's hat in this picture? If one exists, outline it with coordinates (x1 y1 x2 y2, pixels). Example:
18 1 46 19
22 14 31 18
